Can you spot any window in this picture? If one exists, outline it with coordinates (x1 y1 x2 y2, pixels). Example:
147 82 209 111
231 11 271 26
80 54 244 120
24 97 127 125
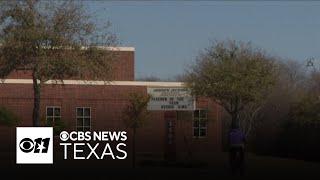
76 107 91 131
46 106 61 126
193 109 207 137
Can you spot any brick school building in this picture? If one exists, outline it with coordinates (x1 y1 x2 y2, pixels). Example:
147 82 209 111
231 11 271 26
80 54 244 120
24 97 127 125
0 47 222 163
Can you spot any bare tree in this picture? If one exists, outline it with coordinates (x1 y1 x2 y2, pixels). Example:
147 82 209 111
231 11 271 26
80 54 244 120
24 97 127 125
0 0 117 126
238 103 262 137
185 40 278 130
240 59 308 138
122 92 150 168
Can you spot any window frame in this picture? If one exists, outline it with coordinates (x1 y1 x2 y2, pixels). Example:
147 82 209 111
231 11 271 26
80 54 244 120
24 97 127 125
192 109 208 138
76 107 91 132
46 106 61 126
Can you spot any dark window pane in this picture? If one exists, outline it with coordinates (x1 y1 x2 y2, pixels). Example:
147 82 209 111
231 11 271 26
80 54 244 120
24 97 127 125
84 108 90 117
77 127 83 131
194 110 199 118
200 110 207 118
77 108 83 117
193 128 199 137
200 120 207 128
83 127 90 132
77 118 83 126
47 108 53 116
193 120 199 128
54 108 60 116
200 128 207 137
84 118 90 126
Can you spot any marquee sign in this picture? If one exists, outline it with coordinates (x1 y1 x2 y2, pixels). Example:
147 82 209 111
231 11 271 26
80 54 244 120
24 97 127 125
147 87 195 111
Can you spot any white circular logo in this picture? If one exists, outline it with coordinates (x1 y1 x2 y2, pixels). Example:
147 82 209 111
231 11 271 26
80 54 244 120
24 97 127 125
60 131 69 141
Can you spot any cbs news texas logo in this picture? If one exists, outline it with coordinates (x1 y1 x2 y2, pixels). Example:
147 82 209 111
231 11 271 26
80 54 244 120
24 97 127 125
16 127 53 164
16 127 128 164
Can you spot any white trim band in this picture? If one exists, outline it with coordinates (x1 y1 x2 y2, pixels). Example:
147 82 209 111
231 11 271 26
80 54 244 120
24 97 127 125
1 79 185 87
91 46 135 51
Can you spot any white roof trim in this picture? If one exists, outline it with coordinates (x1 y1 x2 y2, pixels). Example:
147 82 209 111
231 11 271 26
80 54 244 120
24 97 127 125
1 79 185 87
80 46 135 51
98 47 135 51
0 44 135 52
81 46 135 51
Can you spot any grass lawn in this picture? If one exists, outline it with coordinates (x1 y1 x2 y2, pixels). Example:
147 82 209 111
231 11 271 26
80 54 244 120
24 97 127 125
238 153 320 178
1 151 320 179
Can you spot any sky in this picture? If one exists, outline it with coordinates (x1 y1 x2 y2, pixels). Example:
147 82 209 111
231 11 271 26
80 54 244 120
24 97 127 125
85 1 320 80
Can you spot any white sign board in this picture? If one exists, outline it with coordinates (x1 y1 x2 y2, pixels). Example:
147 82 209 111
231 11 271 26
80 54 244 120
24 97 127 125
147 87 195 111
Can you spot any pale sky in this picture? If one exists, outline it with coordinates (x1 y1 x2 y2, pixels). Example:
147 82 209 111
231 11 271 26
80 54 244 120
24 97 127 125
86 1 320 79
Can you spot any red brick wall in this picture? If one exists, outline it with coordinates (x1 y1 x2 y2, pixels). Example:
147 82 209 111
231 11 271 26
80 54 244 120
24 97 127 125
173 98 222 160
5 50 134 81
0 83 221 158
111 51 134 81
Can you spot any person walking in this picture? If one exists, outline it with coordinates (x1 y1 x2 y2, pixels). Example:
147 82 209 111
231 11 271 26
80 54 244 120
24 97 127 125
228 124 246 176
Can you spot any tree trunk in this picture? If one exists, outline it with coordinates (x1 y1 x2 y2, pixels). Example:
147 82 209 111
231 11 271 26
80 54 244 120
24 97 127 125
132 128 136 168
32 75 41 127
231 112 239 129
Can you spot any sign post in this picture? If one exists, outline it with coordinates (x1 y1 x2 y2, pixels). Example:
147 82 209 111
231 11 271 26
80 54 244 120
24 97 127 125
147 87 195 161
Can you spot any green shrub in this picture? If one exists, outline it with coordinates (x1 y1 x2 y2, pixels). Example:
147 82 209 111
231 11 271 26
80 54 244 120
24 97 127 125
0 106 20 126
276 95 320 161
